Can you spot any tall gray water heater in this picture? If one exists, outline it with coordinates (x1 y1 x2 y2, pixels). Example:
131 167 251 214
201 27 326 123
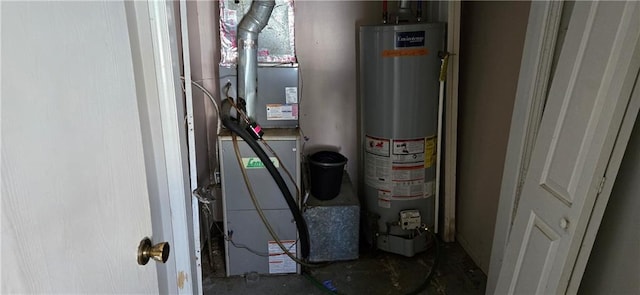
360 23 445 257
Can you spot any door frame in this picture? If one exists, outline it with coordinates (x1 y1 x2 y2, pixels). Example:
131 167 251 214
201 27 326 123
443 0 461 242
178 0 204 292
126 1 198 294
486 1 565 293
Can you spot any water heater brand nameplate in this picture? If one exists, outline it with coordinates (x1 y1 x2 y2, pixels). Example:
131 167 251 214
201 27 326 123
396 31 426 48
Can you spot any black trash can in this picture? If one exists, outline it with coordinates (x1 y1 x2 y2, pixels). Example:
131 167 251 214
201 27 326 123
308 151 348 201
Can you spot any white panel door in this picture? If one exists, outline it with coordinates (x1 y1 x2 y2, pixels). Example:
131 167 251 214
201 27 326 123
494 1 640 294
2 1 160 293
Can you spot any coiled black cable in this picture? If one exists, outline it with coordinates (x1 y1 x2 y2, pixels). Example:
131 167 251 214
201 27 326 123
220 100 310 259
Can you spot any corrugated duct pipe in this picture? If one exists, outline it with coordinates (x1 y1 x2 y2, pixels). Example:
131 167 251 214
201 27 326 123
237 0 275 121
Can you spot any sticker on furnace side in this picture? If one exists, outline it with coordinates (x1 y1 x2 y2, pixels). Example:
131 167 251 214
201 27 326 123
266 104 298 120
285 87 298 104
268 240 297 274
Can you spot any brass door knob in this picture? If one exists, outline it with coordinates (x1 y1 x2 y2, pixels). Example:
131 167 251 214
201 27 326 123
137 237 170 265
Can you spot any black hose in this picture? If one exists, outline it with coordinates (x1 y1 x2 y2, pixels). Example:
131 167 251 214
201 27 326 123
221 100 310 259
405 230 441 295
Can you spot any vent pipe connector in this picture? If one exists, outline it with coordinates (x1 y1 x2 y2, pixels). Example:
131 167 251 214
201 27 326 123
237 0 275 121
395 0 413 24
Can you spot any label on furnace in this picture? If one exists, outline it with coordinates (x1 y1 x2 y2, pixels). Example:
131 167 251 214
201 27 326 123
268 240 296 274
266 104 298 120
285 87 298 104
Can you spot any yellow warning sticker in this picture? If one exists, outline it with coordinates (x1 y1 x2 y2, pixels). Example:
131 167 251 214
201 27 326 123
382 48 429 58
424 136 436 168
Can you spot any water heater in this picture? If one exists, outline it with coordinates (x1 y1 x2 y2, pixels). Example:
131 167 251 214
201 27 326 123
359 22 445 257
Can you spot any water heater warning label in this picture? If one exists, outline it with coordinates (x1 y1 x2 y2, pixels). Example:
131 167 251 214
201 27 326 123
365 136 392 191
393 138 425 155
365 136 390 156
424 136 436 168
365 153 392 191
391 138 426 199
378 190 392 208
366 136 431 200
392 164 425 199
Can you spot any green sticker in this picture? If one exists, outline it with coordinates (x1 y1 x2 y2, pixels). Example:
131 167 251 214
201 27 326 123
242 157 280 169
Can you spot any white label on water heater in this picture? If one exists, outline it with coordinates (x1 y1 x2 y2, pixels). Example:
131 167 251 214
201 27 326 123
365 153 392 190
390 138 426 200
268 240 296 274
365 135 392 190
392 163 425 181
424 181 435 198
365 136 390 156
393 138 425 155
392 179 425 199
377 190 392 208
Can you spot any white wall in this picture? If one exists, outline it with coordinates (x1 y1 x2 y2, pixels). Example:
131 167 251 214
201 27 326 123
456 1 531 273
295 1 379 184
578 117 640 294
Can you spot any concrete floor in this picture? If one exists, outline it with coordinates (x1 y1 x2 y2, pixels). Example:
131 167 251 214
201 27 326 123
202 239 486 295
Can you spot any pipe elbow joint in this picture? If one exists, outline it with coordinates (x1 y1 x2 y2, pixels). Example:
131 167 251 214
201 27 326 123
237 0 275 41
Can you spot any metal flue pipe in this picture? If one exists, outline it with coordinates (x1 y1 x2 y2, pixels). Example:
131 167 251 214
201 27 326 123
396 0 413 23
237 0 275 121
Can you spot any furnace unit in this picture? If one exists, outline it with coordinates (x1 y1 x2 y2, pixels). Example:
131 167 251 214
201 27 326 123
219 129 301 276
